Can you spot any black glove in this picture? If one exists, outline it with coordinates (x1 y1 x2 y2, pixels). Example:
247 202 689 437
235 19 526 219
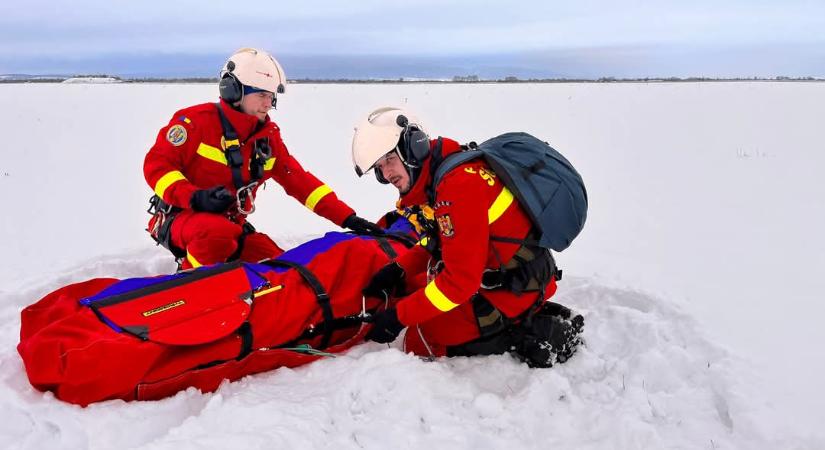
343 214 383 235
365 308 405 343
190 186 235 213
363 262 405 299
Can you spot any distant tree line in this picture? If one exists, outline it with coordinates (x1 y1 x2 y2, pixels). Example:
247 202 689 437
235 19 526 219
1 74 822 84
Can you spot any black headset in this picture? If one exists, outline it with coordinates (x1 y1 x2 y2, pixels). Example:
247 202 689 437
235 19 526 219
397 115 431 166
374 114 430 184
218 60 285 109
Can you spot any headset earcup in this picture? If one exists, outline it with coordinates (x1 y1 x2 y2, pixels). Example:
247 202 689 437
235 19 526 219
406 129 431 163
219 73 242 104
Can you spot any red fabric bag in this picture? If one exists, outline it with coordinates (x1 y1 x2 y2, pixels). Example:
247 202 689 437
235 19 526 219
18 234 405 406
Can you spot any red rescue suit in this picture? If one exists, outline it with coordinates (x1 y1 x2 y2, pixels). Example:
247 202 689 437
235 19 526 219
144 100 355 268
392 138 558 356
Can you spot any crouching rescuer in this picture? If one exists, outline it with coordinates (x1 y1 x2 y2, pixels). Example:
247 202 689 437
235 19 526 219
351 107 587 367
144 48 380 270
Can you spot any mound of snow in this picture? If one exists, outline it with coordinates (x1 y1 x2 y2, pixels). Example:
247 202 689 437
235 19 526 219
0 253 818 450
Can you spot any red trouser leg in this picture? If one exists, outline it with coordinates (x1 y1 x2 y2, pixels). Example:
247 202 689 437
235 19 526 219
170 211 242 270
237 232 284 263
403 302 481 356
405 281 559 357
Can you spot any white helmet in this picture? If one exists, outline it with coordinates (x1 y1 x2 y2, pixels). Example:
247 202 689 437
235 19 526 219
219 48 286 106
352 107 429 177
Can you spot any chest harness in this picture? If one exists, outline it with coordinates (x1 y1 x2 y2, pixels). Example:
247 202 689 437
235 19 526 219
147 103 272 265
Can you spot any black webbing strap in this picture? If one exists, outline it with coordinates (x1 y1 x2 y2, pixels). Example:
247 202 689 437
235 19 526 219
289 315 364 343
226 222 257 262
261 259 335 349
489 234 542 248
215 104 271 216
385 232 418 248
157 216 186 259
345 231 416 254
480 244 561 293
375 236 398 259
214 104 246 192
425 138 445 205
250 138 271 182
236 321 253 360
146 195 186 258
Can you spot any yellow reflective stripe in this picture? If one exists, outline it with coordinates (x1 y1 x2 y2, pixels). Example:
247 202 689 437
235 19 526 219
197 143 228 165
186 251 203 269
224 138 240 148
255 284 283 296
264 157 276 171
305 185 333 211
488 187 514 224
425 280 459 312
154 170 187 199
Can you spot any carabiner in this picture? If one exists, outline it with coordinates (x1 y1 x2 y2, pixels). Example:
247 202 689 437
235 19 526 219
236 182 259 215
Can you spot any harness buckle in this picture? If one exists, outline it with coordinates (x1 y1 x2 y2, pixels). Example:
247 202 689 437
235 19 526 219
147 194 174 215
224 145 244 167
147 195 171 240
236 182 259 215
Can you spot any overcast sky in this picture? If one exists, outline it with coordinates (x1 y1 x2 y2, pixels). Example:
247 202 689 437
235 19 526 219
1 0 823 78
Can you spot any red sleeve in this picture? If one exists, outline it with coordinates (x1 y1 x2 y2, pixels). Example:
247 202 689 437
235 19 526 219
395 170 489 326
269 134 355 226
395 243 431 278
143 116 200 208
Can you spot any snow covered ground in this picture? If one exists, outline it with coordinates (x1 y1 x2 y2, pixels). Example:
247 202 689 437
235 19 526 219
1 81 823 449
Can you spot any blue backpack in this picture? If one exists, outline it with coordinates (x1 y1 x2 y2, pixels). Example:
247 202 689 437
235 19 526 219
428 132 587 252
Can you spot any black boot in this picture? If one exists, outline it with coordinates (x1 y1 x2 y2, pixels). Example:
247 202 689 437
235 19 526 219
514 302 584 368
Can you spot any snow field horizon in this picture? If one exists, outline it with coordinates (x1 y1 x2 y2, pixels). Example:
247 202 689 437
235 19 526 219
0 81 823 448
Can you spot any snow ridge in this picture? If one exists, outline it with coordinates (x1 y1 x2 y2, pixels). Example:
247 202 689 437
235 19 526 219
0 253 816 450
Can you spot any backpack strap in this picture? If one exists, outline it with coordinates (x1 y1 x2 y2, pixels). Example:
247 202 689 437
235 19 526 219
489 235 542 247
426 139 484 205
425 137 444 205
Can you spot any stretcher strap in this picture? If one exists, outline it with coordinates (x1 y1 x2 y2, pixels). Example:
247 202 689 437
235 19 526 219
233 322 252 360
261 259 335 349
375 236 397 259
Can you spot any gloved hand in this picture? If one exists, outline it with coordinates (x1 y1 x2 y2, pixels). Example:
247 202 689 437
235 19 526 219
190 186 235 213
343 214 383 235
363 262 405 299
365 308 405 343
